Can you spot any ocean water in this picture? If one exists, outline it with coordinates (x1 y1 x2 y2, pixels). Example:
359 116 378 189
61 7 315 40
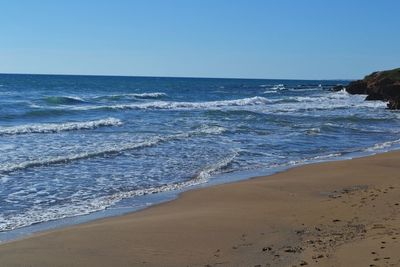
1 74 400 235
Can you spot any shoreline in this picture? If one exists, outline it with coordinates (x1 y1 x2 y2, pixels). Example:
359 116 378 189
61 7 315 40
0 145 392 244
0 150 400 266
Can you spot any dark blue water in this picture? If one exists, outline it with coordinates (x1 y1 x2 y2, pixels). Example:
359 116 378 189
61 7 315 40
1 74 399 233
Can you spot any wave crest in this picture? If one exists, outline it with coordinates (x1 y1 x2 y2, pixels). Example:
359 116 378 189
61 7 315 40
95 92 167 101
196 150 239 180
0 118 122 136
67 96 271 111
128 92 167 98
44 96 86 105
0 125 226 175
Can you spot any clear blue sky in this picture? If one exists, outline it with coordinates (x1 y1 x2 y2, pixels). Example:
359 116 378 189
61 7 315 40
0 0 399 79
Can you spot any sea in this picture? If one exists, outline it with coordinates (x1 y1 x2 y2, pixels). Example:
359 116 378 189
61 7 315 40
1 74 400 241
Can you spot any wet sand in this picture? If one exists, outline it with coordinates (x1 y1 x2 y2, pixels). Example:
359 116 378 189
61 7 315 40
0 151 400 266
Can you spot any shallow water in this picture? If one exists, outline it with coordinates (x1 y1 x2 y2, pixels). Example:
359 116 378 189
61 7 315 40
1 74 399 234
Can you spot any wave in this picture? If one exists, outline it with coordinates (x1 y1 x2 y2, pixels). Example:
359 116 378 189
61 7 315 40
56 96 272 111
288 87 323 92
282 138 400 169
94 92 167 101
263 90 277 94
0 181 197 231
0 118 122 136
268 91 387 113
268 152 345 170
43 92 167 106
252 91 386 113
0 155 228 232
26 91 388 117
196 150 239 180
0 125 226 175
127 92 167 98
272 84 285 90
0 179 204 231
0 150 237 232
4 132 400 233
304 128 321 135
44 96 87 105
364 139 400 152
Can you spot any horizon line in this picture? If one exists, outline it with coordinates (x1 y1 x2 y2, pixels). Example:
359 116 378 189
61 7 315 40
0 71 355 82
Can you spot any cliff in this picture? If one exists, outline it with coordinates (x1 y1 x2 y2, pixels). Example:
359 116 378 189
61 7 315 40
346 68 400 109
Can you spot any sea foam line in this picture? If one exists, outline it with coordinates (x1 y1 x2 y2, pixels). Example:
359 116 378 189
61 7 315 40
94 92 167 100
39 91 387 114
196 150 239 180
0 125 226 175
0 118 122 136
0 149 238 232
364 139 400 152
52 96 272 111
126 92 167 98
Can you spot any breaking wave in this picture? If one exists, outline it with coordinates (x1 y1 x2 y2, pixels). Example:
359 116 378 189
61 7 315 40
127 92 167 98
62 96 272 111
34 91 387 114
0 118 122 136
0 125 226 175
196 150 239 180
94 92 167 100
44 96 87 105
364 139 400 152
0 150 237 232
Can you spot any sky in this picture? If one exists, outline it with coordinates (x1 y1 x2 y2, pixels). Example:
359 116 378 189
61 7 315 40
0 0 399 80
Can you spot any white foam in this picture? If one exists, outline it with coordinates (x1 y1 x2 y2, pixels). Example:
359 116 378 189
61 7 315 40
267 91 387 113
288 87 321 92
196 150 239 180
272 84 285 90
0 118 122 136
34 91 388 113
65 96 85 101
0 180 197 232
0 149 237 232
57 96 272 111
97 92 167 99
0 125 226 175
364 139 400 152
286 153 343 166
127 92 167 98
196 125 227 135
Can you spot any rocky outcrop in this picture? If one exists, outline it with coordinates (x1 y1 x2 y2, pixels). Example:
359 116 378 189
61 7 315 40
331 85 345 92
345 68 400 109
346 80 368 95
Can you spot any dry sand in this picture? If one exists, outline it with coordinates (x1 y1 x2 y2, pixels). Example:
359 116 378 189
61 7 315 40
0 151 400 266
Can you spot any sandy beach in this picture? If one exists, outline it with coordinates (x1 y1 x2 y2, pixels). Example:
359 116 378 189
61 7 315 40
0 151 400 266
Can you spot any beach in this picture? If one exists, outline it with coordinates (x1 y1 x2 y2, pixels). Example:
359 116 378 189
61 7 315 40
1 0 399 265
0 150 399 266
